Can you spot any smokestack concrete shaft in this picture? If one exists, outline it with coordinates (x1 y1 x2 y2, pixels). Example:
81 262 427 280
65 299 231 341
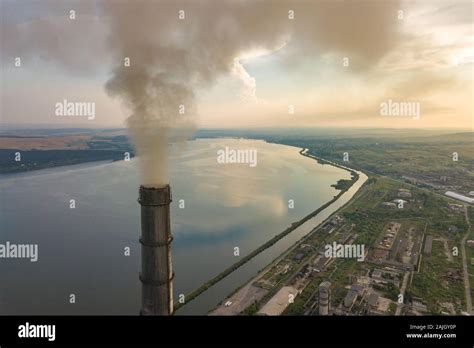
139 185 173 315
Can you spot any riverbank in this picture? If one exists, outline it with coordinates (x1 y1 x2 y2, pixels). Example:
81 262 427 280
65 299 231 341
175 147 367 313
210 149 369 315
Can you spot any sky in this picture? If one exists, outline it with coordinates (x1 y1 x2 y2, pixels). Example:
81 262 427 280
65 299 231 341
1 0 473 130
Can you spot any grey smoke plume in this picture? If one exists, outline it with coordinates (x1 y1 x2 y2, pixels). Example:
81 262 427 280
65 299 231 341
102 0 288 186
103 0 401 186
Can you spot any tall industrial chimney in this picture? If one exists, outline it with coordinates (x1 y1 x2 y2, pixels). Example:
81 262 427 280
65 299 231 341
138 185 174 315
319 281 331 316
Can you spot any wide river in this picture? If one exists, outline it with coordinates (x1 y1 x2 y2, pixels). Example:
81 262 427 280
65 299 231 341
0 138 366 315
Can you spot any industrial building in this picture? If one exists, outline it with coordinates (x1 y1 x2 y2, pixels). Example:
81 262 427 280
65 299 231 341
397 189 412 198
445 191 474 204
343 290 358 311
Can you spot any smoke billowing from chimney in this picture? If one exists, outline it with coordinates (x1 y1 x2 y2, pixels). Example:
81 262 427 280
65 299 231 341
1 1 403 183
102 0 400 186
0 0 416 135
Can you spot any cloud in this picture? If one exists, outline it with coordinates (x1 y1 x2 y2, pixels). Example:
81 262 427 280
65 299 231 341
1 0 109 74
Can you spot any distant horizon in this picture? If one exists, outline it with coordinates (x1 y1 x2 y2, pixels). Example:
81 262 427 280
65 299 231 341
1 123 473 132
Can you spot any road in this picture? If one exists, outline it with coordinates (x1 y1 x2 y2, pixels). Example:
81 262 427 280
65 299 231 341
461 205 472 314
395 271 410 315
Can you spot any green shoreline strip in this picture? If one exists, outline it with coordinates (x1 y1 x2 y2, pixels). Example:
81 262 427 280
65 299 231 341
174 148 359 312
